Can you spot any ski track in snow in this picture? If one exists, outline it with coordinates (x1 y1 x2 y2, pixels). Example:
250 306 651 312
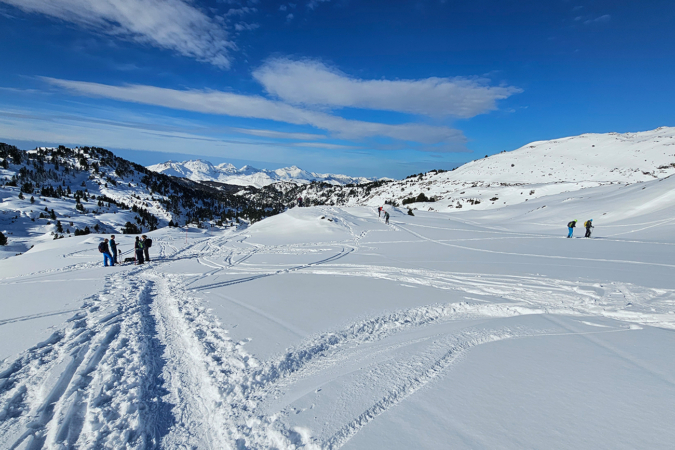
1 209 673 449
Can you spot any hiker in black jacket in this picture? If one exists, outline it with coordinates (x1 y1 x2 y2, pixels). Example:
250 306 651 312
567 220 577 238
584 219 594 238
135 236 145 265
109 235 118 264
142 235 152 262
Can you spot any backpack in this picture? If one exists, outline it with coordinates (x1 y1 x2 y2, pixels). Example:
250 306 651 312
98 242 106 253
145 238 152 248
568 221 575 228
584 221 590 228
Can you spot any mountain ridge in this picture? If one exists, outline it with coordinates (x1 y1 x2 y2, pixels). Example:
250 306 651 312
147 159 377 188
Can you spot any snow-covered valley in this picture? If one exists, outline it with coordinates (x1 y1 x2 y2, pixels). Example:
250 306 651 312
2 174 675 448
2 128 675 449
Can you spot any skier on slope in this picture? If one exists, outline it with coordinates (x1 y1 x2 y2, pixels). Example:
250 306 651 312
384 211 390 225
134 236 145 265
584 219 594 238
98 238 114 267
378 206 383 217
567 220 577 238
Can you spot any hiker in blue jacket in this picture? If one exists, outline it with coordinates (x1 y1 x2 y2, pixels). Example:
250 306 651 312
98 239 114 267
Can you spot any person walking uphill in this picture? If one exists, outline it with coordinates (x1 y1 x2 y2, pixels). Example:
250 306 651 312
384 211 390 225
98 238 114 267
584 219 594 238
109 235 118 265
142 235 152 262
567 220 577 238
134 236 145 265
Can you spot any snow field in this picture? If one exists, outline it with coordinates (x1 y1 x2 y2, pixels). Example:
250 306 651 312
1 199 675 448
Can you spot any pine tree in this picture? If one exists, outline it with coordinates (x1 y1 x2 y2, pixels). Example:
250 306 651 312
0 231 7 246
30 196 35 204
18 192 24 200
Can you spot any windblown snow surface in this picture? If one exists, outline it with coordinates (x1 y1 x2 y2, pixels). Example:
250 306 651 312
2 172 675 448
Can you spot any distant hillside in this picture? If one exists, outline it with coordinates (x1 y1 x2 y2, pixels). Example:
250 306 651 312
0 144 286 256
279 127 675 211
4 127 674 255
147 159 376 188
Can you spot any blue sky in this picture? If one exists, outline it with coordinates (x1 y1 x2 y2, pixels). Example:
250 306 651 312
0 0 673 178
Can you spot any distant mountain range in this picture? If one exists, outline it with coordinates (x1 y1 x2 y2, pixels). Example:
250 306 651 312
147 159 376 188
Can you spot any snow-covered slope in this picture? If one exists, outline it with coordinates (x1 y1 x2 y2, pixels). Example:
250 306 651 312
3 128 675 448
148 159 376 188
448 126 675 183
0 144 282 258
2 180 675 448
293 127 675 212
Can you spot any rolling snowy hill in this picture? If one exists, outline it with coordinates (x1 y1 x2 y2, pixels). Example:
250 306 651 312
147 159 376 188
0 144 286 258
290 127 675 212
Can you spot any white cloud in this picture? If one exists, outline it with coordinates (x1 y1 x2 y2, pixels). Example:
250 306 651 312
291 142 359 150
42 78 465 147
0 0 234 68
585 14 611 25
231 128 327 140
307 0 330 10
234 22 259 31
0 107 303 162
286 13 294 21
224 6 256 17
253 58 521 118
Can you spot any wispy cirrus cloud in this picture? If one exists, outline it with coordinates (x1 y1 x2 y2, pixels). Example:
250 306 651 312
0 0 234 68
291 142 359 150
253 58 521 118
584 14 611 25
231 128 327 140
307 0 330 10
42 77 465 147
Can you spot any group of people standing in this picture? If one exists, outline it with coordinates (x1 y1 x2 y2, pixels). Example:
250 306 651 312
98 234 152 266
567 219 594 238
134 235 152 264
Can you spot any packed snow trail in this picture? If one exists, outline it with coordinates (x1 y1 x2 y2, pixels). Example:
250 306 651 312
0 266 174 449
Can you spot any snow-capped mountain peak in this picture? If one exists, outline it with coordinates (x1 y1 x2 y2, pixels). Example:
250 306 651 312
148 160 375 188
